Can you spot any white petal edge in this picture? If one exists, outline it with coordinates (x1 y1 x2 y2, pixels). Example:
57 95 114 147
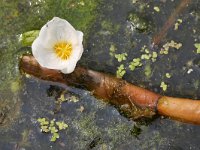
39 17 79 47
76 31 83 44
61 62 77 74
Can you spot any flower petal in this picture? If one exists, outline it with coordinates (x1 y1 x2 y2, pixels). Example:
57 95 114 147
61 62 77 74
72 44 84 61
32 38 69 69
76 31 83 44
39 17 79 47
59 44 83 73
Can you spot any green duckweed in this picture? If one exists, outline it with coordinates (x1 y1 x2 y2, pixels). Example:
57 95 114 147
160 82 168 91
115 53 128 62
37 118 68 142
116 64 126 78
194 43 200 54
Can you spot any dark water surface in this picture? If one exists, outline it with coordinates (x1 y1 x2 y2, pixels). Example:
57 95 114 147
0 0 200 149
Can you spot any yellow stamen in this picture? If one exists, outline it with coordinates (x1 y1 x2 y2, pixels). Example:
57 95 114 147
54 42 72 60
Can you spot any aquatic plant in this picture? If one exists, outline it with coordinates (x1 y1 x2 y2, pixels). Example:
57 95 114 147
32 17 83 74
37 118 68 142
194 43 200 54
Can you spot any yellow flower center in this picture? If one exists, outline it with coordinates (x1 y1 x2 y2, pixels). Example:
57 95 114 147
54 42 72 60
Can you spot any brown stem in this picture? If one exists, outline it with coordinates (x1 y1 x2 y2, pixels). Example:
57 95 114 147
20 55 200 124
157 96 200 125
152 0 191 46
20 55 160 119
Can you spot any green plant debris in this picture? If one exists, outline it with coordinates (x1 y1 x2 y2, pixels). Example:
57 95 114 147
116 64 126 78
129 58 142 71
153 6 160 12
37 118 68 142
115 53 128 62
194 43 200 54
10 79 21 94
101 20 120 33
78 1 85 6
41 126 50 133
19 30 39 47
51 132 59 142
165 73 171 78
109 44 117 56
130 125 142 137
54 92 79 113
160 82 168 91
55 92 67 104
174 19 182 30
17 129 31 148
50 119 55 127
140 45 147 52
56 122 69 130
54 92 67 113
37 118 49 126
151 52 158 62
160 48 168 55
140 46 157 62
144 63 152 78
132 0 138 4
68 95 79 103
127 12 150 33
49 126 58 134
141 54 151 60
160 40 182 55
57 92 79 103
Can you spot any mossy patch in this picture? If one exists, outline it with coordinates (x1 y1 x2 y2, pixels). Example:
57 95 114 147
0 0 100 40
45 0 100 35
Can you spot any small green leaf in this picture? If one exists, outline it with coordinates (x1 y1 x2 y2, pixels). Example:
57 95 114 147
194 43 200 54
41 126 50 133
129 58 142 71
165 73 171 78
109 44 117 56
19 30 40 47
56 121 68 130
160 82 168 91
69 96 79 103
116 64 126 78
129 64 135 71
152 52 157 58
153 6 160 12
50 133 59 142
49 126 58 133
144 64 152 78
115 53 127 62
37 118 49 126
50 119 55 127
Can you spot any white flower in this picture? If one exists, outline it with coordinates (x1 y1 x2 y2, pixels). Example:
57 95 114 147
32 17 83 74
